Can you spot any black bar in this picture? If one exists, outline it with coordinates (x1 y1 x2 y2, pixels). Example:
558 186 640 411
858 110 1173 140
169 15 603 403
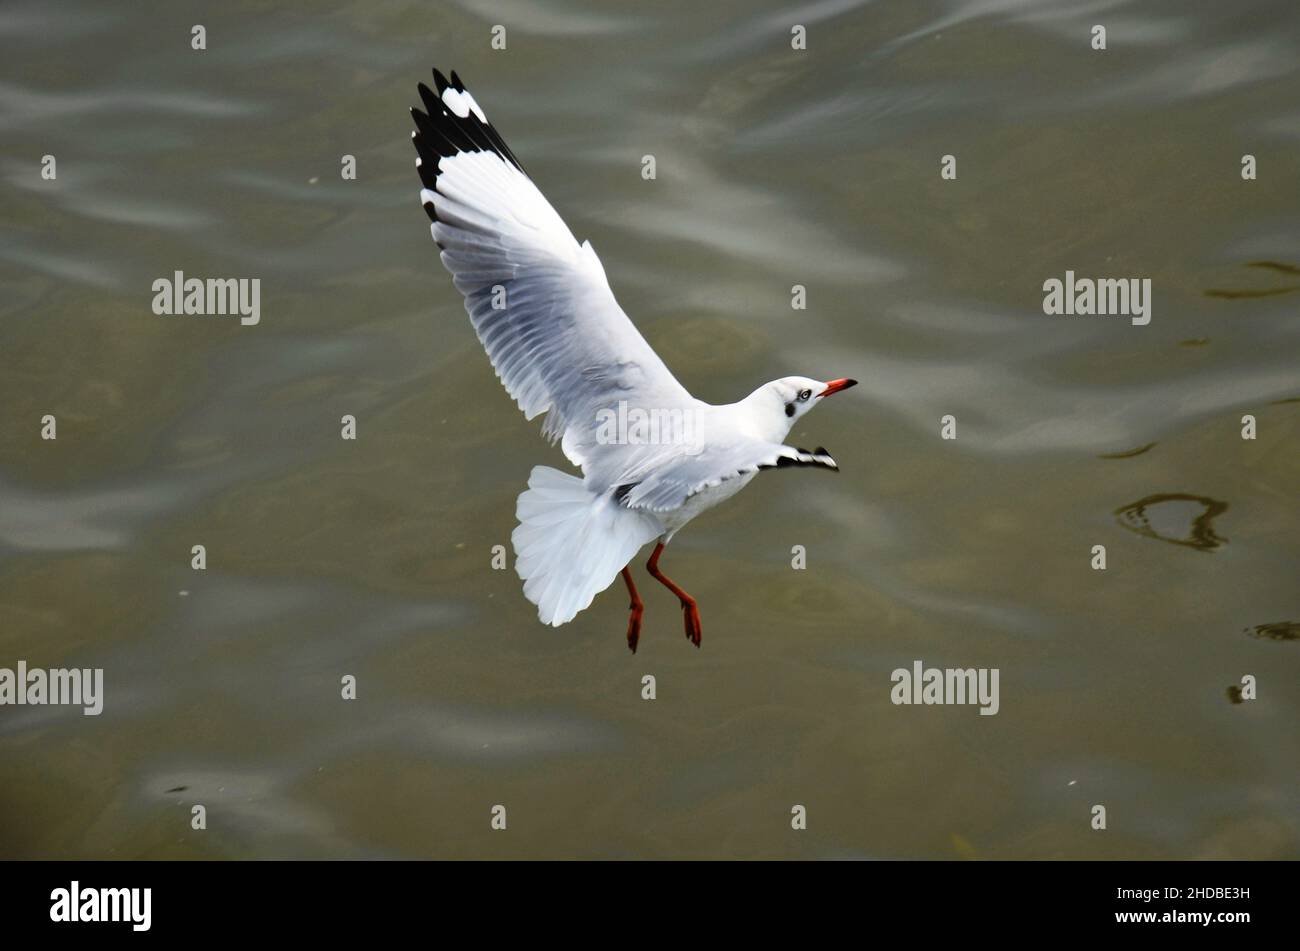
2 860 1287 938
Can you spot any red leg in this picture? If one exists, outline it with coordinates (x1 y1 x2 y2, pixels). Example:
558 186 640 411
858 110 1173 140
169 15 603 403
621 565 644 653
645 541 702 647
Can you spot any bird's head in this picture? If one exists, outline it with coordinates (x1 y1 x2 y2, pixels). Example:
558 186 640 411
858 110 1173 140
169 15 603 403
745 376 857 440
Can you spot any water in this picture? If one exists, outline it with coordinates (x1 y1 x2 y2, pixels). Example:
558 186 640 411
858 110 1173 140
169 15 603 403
1 0 1297 859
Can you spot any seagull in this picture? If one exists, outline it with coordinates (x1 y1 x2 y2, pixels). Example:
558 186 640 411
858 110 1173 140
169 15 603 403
411 68 857 652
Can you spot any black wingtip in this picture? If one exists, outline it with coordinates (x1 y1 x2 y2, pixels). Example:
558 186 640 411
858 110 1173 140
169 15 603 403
758 446 840 472
411 66 528 202
416 82 441 117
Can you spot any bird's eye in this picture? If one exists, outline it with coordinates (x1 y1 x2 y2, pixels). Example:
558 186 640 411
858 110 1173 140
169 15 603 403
797 389 812 401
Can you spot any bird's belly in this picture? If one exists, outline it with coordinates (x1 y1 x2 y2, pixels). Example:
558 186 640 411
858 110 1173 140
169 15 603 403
659 472 758 539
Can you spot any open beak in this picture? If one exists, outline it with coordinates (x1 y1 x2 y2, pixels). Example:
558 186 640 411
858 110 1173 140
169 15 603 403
819 378 858 398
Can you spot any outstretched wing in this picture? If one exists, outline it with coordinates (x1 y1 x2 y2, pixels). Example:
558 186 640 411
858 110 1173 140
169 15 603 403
616 440 839 513
410 69 693 466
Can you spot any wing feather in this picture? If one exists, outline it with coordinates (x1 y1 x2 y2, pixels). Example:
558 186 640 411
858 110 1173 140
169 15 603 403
410 69 693 466
619 442 839 513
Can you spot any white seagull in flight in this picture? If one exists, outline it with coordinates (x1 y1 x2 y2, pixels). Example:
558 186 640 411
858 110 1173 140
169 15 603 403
411 69 856 652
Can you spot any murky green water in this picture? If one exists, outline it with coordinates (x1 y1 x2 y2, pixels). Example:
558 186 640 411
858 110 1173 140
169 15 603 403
1 0 1297 859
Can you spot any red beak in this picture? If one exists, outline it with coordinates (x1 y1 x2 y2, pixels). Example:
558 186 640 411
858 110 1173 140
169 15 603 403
819 378 858 398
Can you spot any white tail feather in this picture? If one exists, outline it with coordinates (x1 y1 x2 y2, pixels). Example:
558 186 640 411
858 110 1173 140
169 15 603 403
512 466 662 626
